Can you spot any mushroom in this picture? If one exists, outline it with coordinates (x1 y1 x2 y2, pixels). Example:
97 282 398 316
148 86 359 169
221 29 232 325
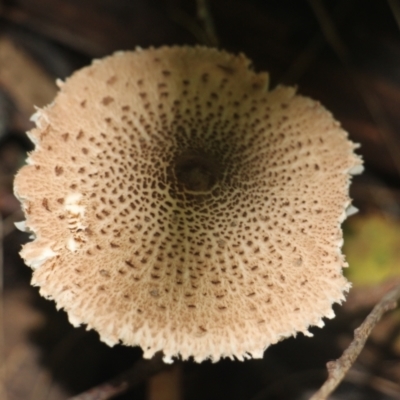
14 46 363 363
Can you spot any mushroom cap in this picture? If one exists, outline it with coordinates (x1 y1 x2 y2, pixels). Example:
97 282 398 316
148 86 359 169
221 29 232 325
14 46 363 362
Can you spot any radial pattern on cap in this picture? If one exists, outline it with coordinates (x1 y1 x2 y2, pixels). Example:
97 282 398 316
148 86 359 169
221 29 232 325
14 46 363 362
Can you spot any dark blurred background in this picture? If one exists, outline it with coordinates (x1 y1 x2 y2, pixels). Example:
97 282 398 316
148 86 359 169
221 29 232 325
1 1 400 399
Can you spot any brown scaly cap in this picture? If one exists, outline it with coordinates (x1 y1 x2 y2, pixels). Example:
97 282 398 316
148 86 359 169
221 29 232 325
14 46 363 362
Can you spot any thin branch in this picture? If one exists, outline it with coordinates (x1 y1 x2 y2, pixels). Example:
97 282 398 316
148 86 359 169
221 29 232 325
168 1 218 47
308 0 400 178
307 0 349 61
168 7 209 45
281 0 355 83
68 353 167 400
310 283 400 400
387 0 400 30
196 0 219 46
0 37 57 117
147 363 182 400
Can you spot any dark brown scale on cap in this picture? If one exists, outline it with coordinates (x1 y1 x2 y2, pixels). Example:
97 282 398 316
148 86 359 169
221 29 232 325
14 46 362 363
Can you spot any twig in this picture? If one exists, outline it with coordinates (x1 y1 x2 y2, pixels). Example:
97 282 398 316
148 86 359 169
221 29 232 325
0 37 57 118
196 0 219 46
309 283 400 400
281 0 355 83
387 0 400 30
308 0 400 179
168 8 209 45
68 353 167 400
147 362 182 400
345 368 400 400
168 0 218 47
